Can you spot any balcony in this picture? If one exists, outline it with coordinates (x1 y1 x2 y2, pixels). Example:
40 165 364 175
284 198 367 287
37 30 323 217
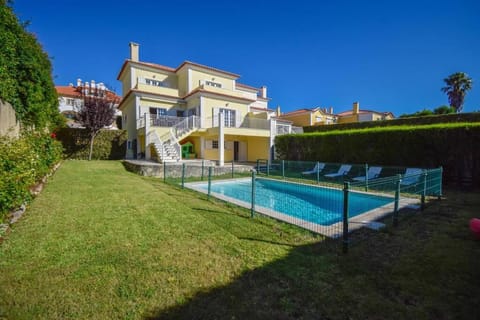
137 114 300 135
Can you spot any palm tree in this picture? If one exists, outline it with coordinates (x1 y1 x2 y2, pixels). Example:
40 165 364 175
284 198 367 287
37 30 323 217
441 72 473 113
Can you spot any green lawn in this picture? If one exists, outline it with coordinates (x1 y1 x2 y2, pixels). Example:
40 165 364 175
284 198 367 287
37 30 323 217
0 160 479 319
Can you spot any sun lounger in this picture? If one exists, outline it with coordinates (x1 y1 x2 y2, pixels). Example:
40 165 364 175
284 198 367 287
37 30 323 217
302 162 325 175
352 166 382 182
324 164 352 178
401 168 424 186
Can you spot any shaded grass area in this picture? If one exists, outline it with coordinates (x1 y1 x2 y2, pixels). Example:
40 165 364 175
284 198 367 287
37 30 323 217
1 160 479 319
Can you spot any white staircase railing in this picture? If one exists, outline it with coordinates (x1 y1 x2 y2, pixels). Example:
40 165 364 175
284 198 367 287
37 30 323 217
148 131 164 160
171 115 200 140
147 115 200 162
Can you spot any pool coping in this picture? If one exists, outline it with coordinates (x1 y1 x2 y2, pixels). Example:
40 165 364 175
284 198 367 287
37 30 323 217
185 177 419 238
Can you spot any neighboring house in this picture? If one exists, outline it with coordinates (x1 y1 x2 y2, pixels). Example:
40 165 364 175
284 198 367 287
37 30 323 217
56 80 122 128
278 107 337 126
117 42 298 164
336 102 394 124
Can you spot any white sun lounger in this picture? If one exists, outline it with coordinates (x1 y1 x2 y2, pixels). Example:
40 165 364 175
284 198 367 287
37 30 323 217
324 164 352 178
302 162 325 175
352 166 382 182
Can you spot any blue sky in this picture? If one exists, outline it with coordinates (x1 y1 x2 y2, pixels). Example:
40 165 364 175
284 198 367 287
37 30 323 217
13 0 480 115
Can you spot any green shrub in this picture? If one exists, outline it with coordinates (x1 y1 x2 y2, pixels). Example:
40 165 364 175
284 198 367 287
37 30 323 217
303 112 480 133
275 123 480 187
0 131 63 221
55 128 127 160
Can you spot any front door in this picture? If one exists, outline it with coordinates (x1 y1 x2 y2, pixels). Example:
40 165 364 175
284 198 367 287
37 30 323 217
234 141 239 161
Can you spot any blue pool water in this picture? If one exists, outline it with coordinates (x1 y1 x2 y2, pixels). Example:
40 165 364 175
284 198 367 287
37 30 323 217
196 178 393 226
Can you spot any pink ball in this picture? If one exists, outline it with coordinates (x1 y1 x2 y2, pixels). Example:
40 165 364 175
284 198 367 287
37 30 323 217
470 218 480 239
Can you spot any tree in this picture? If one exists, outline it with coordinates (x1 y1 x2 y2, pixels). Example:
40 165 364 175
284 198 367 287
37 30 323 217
399 109 433 118
441 72 473 113
0 0 62 129
75 94 117 160
433 105 456 115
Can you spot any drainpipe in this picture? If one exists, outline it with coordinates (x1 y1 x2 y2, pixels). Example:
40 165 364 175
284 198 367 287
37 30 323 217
219 112 224 166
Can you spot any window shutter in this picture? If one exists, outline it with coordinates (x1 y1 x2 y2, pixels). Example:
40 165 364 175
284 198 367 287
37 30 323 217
235 110 242 127
205 140 212 149
212 108 219 127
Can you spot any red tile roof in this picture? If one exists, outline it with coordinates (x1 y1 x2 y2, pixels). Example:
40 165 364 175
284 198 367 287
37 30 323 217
250 106 274 112
177 61 240 78
336 109 392 116
118 59 240 80
236 83 260 92
280 107 320 116
55 85 121 102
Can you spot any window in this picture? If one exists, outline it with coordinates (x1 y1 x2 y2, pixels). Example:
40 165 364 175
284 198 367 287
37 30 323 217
145 78 167 87
205 80 222 88
149 107 167 117
220 108 236 127
212 140 219 149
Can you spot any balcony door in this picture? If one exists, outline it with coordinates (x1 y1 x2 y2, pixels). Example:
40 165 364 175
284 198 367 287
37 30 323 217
220 108 235 127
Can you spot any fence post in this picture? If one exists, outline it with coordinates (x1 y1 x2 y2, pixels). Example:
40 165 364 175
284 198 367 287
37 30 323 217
181 163 186 189
393 174 401 227
343 182 350 254
421 171 427 211
207 166 212 200
438 166 443 200
231 161 234 179
282 160 285 179
163 162 167 183
201 159 205 181
316 161 320 184
365 163 369 192
267 159 270 176
251 170 256 218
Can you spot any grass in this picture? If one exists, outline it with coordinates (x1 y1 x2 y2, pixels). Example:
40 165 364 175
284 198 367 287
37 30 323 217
0 160 479 319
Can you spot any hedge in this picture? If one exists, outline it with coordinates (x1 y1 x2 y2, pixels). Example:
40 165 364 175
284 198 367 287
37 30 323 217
303 112 480 133
55 128 127 160
0 131 63 221
275 123 480 188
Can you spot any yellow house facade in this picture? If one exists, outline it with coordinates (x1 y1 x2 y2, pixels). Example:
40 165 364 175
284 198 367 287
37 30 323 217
117 43 297 164
337 102 395 124
278 107 337 126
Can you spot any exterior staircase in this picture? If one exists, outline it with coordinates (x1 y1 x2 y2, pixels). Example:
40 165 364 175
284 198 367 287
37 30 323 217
148 116 200 163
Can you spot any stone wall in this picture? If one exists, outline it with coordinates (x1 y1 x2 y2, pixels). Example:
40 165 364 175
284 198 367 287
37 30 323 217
122 160 253 178
0 100 20 137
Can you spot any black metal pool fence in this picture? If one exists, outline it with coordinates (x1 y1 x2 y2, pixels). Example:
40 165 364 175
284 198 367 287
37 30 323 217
164 160 443 253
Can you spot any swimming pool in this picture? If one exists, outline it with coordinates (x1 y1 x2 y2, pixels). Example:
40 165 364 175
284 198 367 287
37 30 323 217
188 178 394 226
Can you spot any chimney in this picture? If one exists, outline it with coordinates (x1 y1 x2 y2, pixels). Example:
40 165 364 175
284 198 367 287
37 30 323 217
260 86 267 99
77 78 82 87
129 42 139 62
353 102 359 114
276 105 281 116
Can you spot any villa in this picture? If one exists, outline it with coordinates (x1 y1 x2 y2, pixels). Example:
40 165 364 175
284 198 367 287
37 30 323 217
56 79 121 128
278 107 337 126
336 102 394 123
117 42 299 164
